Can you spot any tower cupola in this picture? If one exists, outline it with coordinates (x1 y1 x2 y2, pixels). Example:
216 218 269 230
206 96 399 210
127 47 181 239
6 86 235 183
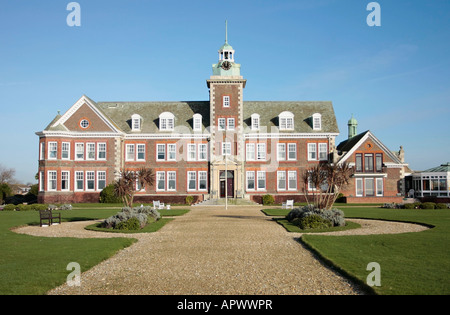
212 20 241 77
348 114 358 139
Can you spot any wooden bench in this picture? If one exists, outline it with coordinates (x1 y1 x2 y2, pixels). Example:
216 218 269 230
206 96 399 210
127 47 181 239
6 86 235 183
39 210 61 227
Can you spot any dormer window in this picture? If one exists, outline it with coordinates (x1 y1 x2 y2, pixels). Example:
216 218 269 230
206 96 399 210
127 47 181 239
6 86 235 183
251 113 260 130
193 113 202 131
131 114 142 131
312 113 322 130
159 112 175 131
279 111 294 130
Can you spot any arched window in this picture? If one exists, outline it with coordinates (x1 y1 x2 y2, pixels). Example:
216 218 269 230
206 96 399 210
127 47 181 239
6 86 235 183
279 111 294 130
131 114 142 131
312 113 322 130
193 113 202 131
251 113 260 130
159 112 175 131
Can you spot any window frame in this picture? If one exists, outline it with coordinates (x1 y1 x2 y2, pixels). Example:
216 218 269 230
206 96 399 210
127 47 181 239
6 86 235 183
47 171 57 191
156 171 165 191
222 142 231 156
48 142 58 160
277 143 286 161
61 142 70 160
198 143 208 161
97 171 106 191
365 154 374 172
97 143 106 160
356 178 363 196
246 171 255 191
257 143 266 161
187 143 197 161
307 143 317 161
193 113 202 131
75 143 85 161
86 143 96 161
159 112 175 131
246 143 255 161
136 144 145 161
198 171 208 191
223 95 230 108
312 113 322 130
251 113 260 130
167 143 176 161
126 144 135 161
376 178 384 196
279 111 295 131
287 143 297 161
218 118 226 131
167 171 177 191
365 178 375 196
75 171 84 191
257 171 266 191
156 144 165 161
277 171 286 191
288 170 297 191
61 171 70 191
318 143 328 161
86 171 96 191
227 118 235 130
187 171 197 191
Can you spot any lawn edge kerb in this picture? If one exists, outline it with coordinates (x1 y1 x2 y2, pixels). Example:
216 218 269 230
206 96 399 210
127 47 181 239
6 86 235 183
297 236 377 295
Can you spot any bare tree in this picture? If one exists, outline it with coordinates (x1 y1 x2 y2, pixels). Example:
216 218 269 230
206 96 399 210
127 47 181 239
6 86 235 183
302 162 353 210
0 164 16 184
114 168 155 208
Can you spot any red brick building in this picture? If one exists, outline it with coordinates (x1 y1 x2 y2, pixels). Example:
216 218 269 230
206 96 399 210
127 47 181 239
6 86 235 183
36 29 408 204
335 116 410 204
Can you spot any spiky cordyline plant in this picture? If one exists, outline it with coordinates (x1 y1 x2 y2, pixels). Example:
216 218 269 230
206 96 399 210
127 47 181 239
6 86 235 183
301 162 353 210
114 168 155 208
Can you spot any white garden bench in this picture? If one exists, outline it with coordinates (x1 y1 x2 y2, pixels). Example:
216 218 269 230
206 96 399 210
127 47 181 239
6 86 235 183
282 200 294 209
153 200 170 210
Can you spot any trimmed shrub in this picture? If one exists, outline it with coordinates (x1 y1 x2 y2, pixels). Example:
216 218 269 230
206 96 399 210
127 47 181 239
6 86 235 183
262 194 275 206
102 206 160 230
297 214 332 230
421 202 436 209
286 205 345 229
185 196 194 205
99 184 121 203
404 203 416 209
435 203 447 209
116 217 141 231
3 204 17 211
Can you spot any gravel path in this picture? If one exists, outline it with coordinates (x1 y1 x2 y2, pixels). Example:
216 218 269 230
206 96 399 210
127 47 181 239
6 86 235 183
13 206 428 295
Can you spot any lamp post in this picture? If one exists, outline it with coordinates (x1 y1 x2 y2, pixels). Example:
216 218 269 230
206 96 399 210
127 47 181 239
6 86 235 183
225 147 228 210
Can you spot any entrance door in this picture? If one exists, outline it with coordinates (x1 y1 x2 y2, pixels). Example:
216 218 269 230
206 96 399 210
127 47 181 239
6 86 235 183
219 171 234 198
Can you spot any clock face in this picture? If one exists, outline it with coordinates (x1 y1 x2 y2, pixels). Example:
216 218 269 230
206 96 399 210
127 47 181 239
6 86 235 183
221 61 232 70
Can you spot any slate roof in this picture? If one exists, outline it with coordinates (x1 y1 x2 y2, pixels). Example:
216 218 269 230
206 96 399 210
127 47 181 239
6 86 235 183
45 96 339 135
92 100 339 134
96 101 211 133
336 130 370 153
243 101 339 134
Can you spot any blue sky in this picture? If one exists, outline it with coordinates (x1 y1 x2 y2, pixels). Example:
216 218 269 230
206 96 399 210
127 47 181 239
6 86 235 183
0 0 449 183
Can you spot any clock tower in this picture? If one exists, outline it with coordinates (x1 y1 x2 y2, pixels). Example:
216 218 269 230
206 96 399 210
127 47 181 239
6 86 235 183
207 21 246 200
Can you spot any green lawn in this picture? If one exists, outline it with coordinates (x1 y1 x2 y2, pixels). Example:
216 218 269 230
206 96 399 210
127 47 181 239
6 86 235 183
0 207 189 295
263 207 450 295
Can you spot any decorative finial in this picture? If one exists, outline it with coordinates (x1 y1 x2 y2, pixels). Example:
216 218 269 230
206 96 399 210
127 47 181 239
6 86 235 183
225 19 228 44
